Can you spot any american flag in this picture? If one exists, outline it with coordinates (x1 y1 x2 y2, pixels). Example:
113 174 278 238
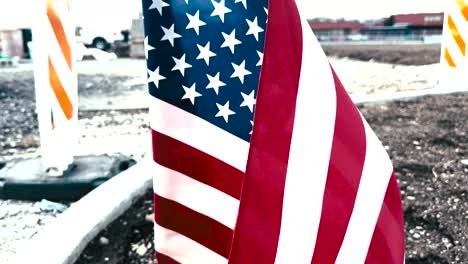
143 0 405 263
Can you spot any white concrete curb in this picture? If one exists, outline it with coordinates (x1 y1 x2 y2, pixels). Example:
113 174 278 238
12 159 154 264
351 86 468 104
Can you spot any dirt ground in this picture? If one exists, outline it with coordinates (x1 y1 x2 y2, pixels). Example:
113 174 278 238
75 189 155 264
360 93 468 263
76 92 468 264
323 44 441 65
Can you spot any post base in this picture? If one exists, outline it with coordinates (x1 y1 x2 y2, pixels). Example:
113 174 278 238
0 155 136 201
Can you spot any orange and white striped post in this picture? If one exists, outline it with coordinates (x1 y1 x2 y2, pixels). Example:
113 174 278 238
440 0 468 89
32 0 78 176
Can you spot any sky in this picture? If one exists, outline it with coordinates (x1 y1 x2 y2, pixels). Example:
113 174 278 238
0 0 445 30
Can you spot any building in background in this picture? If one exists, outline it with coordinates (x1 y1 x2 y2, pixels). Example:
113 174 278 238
309 12 444 42
308 19 365 41
392 13 444 35
362 12 444 40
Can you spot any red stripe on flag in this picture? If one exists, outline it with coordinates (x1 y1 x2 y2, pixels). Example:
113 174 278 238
152 129 244 199
227 0 303 262
310 67 367 263
154 193 233 258
155 251 182 264
365 173 405 264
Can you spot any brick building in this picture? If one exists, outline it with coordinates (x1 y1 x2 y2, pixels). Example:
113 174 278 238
308 19 365 41
309 12 444 41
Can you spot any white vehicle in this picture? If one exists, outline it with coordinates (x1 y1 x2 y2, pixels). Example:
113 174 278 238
76 26 124 50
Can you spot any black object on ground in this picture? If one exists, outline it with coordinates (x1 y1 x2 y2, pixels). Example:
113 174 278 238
0 155 136 201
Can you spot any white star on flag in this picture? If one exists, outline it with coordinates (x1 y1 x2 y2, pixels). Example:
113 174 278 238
144 36 155 59
231 60 251 84
206 72 226 94
211 0 231 23
196 42 216 66
246 17 264 41
256 50 263 66
221 29 241 54
161 24 182 47
240 90 256 112
186 11 206 35
172 54 192 76
235 0 247 9
215 101 235 122
148 0 169 15
182 83 201 105
147 67 166 88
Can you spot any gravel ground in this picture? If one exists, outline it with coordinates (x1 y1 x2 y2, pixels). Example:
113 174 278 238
0 47 461 263
359 93 468 263
0 199 66 262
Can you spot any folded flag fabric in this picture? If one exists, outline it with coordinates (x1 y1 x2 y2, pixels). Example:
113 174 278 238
142 0 405 263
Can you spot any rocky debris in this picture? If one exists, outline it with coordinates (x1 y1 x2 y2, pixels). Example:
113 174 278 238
99 236 110 246
144 213 153 223
359 93 468 263
134 243 148 256
0 199 60 263
75 190 155 264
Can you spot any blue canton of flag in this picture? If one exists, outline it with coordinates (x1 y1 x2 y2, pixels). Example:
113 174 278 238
143 0 268 142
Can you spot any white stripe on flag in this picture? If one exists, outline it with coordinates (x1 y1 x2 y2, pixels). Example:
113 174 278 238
153 163 239 229
274 14 337 264
149 97 249 172
154 224 228 264
335 119 394 264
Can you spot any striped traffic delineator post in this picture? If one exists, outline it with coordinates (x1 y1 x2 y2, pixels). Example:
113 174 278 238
440 0 468 89
32 0 78 176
